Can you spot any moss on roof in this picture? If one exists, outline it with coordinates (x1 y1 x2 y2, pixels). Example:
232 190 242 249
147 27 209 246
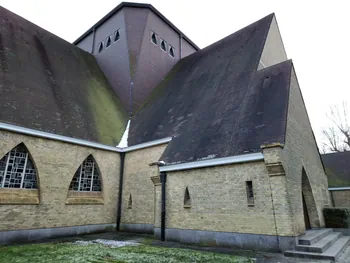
0 6 127 145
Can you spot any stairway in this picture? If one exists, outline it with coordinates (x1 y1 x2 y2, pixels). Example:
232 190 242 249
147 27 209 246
284 229 350 261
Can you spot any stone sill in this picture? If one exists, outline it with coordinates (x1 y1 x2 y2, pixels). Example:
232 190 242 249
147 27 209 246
183 205 191 208
66 190 104 205
0 188 39 205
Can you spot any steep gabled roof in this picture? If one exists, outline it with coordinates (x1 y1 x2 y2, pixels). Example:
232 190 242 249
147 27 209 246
322 152 350 187
0 6 128 146
129 14 293 164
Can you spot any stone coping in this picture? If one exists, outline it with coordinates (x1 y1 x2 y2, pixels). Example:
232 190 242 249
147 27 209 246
0 188 39 205
66 190 104 205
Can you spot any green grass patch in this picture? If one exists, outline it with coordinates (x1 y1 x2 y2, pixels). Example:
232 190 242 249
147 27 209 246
0 243 252 263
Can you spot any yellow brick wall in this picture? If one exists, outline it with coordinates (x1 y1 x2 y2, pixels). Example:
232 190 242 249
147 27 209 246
280 68 329 235
330 190 350 207
121 144 167 225
163 162 279 236
0 130 120 231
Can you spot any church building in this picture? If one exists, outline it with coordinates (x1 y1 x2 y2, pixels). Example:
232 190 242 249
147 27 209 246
0 2 332 254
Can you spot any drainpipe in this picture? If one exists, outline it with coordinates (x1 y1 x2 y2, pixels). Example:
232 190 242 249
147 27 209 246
268 176 280 250
160 171 167 241
116 152 125 231
179 34 183 59
91 27 96 54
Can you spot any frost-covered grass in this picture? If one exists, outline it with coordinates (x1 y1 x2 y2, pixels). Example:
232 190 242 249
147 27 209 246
0 242 252 263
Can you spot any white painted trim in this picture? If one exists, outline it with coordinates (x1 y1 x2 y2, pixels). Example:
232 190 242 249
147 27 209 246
329 187 350 191
121 137 172 152
0 122 171 153
159 152 264 172
0 122 122 152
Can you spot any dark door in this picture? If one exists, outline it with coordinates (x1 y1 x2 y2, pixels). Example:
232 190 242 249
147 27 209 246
302 193 311 230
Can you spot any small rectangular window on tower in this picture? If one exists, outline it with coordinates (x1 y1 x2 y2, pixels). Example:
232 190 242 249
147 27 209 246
160 38 167 52
151 31 158 45
246 181 254 206
169 45 175 58
114 29 120 42
105 36 112 48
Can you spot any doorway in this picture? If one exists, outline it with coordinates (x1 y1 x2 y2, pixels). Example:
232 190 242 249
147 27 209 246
301 167 319 230
302 193 311 230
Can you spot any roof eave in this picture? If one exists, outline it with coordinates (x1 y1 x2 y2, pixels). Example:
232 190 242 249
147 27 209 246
159 152 264 172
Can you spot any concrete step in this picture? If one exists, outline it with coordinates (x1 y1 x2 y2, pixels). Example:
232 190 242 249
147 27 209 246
298 229 333 245
296 232 342 253
285 236 350 261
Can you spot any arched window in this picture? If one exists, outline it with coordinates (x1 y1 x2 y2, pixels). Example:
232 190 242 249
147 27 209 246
128 193 132 209
69 155 101 192
114 30 120 42
184 186 191 208
0 143 37 189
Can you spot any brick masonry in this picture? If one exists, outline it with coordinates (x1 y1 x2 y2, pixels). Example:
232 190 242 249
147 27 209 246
0 67 329 245
0 130 120 231
121 144 167 226
276 68 329 235
330 190 350 207
162 161 278 236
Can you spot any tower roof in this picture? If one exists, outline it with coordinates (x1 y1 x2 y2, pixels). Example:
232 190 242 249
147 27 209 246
73 2 199 51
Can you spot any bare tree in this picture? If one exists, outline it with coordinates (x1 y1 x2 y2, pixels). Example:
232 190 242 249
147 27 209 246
322 101 350 153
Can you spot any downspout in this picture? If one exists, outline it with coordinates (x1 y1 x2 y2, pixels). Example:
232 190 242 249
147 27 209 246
268 176 280 250
330 190 335 207
91 27 96 54
179 34 183 59
116 152 125 231
160 171 167 241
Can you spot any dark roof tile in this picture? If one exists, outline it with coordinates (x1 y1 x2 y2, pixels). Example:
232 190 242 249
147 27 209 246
129 14 292 164
0 6 128 145
322 152 350 187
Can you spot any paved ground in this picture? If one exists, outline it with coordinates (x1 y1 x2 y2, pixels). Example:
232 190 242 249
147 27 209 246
13 231 350 263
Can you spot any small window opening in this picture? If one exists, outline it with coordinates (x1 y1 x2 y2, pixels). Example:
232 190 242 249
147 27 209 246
169 46 175 58
106 37 111 48
151 32 157 45
161 40 167 52
114 30 120 42
246 181 254 206
184 186 191 208
98 42 103 53
128 194 132 209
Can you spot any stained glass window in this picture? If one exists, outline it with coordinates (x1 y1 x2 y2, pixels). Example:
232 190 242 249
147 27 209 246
0 144 37 189
69 155 101 192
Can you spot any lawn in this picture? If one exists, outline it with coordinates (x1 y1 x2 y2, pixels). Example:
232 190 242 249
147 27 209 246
0 242 253 263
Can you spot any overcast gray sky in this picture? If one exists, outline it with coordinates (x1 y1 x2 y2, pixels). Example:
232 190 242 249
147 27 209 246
1 0 349 146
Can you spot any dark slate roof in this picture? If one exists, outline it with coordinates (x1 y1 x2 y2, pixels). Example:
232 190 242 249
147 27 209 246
73 2 199 51
322 152 350 187
129 14 293 164
0 6 128 146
